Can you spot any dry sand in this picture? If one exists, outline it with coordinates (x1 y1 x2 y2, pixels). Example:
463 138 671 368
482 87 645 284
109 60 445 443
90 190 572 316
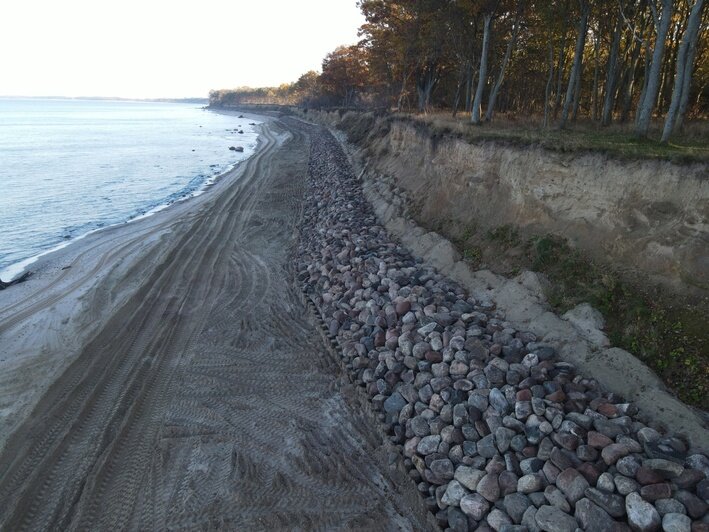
0 116 431 530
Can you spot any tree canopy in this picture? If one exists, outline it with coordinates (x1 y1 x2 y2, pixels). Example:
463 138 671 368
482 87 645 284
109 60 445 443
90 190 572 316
210 0 708 139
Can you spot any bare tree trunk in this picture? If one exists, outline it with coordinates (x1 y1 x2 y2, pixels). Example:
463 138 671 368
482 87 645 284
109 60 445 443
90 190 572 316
675 21 702 129
485 7 522 122
553 31 570 119
592 24 602 121
472 13 493 124
396 70 412 112
636 0 673 137
636 38 652 126
662 0 705 141
544 39 555 128
571 59 584 121
620 8 649 123
602 15 623 125
560 0 590 128
465 61 474 113
452 61 468 117
416 64 439 113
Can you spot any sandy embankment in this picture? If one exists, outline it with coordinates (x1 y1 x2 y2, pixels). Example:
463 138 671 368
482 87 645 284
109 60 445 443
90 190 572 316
0 116 431 530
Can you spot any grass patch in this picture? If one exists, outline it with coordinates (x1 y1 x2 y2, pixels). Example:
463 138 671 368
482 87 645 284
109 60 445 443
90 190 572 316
427 218 708 408
405 113 709 164
524 234 708 408
486 224 521 248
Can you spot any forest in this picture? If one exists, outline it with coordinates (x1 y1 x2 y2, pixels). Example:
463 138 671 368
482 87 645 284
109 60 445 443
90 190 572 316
210 0 707 141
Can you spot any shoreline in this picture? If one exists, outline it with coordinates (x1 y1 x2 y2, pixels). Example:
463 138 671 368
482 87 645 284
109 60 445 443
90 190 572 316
0 115 431 529
0 102 260 284
0 112 270 451
0 111 707 529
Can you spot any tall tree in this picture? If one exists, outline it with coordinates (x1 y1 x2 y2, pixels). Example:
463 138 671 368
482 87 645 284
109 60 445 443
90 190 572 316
602 11 623 125
560 0 590 128
635 0 673 137
662 0 706 141
485 1 525 122
472 12 494 123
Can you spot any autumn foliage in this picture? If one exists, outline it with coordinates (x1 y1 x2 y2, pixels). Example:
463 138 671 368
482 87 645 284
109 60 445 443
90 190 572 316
210 0 708 139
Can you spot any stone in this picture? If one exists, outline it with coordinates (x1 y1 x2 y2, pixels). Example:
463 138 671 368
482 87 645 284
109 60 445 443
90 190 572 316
544 485 571 512
477 473 500 503
534 504 579 532
675 469 705 491
460 492 490 520
418 434 442 455
602 443 631 465
587 431 614 449
455 466 486 491
577 462 602 486
453 403 469 427
686 454 709 478
489 388 510 415
487 508 512 531
675 490 708 519
479 434 499 459
640 483 672 502
655 498 687 516
626 492 661 532
543 461 560 484
504 493 531 524
522 506 541 532
597 472 616 493
618 456 642 477
430 459 456 483
637 467 667 485
520 458 545 476
496 427 516 453
697 478 709 501
518 474 544 494
549 447 575 471
442 480 468 506
556 467 590 505
553 432 579 451
577 444 599 462
594 418 626 439
447 507 469 532
411 416 431 437
661 513 691 532
575 497 616 532
615 475 640 496
643 440 686 463
499 471 520 496
643 459 685 479
585 487 626 518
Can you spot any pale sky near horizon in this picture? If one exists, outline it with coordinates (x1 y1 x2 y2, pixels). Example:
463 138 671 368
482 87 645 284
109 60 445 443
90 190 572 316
0 0 364 99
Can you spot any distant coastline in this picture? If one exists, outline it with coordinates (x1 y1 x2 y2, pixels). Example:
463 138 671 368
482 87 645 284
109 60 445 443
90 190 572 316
0 95 208 104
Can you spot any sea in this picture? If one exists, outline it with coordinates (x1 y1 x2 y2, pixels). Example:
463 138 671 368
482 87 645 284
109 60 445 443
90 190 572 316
0 98 259 282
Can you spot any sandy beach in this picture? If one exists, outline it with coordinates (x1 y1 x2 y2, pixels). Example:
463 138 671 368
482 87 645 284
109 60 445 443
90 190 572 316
0 115 431 530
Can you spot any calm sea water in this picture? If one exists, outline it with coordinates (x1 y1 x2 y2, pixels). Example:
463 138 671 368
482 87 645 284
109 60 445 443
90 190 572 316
0 98 259 281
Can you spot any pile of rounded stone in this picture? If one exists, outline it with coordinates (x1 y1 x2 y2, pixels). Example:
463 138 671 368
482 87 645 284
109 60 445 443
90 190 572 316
296 128 709 532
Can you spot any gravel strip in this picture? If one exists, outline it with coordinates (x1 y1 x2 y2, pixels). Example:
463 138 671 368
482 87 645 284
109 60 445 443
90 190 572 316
297 128 709 532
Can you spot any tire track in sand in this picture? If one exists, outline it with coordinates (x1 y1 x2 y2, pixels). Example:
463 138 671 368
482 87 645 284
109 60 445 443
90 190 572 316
0 118 432 530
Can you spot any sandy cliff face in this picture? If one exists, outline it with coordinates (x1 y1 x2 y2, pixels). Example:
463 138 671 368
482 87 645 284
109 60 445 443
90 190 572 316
307 110 708 295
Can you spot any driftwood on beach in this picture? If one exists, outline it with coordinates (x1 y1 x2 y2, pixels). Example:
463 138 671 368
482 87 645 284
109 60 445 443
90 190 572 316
0 271 31 290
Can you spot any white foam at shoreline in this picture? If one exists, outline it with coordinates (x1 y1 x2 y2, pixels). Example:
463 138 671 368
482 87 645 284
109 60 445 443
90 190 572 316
0 142 259 284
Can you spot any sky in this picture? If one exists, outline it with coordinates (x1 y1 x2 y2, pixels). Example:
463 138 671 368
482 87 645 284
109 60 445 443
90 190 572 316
0 0 365 99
